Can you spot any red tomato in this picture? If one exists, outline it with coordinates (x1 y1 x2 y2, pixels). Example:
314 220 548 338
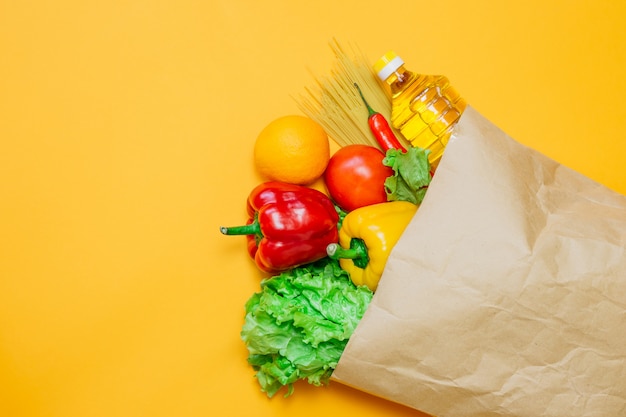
324 144 393 212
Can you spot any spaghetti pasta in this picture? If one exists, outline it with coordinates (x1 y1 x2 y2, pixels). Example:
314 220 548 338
294 39 407 150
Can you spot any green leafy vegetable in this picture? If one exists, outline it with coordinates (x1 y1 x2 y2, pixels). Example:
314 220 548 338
334 204 348 229
383 146 432 204
241 257 373 398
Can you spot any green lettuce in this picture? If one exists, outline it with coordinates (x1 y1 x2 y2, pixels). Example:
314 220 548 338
383 146 432 204
241 258 373 398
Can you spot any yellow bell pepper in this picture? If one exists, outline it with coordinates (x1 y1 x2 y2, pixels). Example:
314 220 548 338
326 201 418 291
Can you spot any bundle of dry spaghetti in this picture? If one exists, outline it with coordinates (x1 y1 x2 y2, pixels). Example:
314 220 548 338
295 39 407 150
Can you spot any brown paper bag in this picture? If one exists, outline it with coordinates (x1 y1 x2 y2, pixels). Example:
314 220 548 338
332 106 626 417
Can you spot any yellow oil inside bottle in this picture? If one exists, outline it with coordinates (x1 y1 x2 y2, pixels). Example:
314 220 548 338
375 52 466 167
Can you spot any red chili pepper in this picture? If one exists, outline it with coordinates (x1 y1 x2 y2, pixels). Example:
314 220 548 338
354 83 407 153
220 181 339 273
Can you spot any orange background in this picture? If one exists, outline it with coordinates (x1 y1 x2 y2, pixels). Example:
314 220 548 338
1 1 625 416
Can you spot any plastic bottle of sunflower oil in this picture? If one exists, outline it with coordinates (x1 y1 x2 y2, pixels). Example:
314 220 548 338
373 51 467 167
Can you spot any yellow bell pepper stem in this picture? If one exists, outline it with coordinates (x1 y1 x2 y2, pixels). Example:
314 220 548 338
326 238 369 268
327 201 418 291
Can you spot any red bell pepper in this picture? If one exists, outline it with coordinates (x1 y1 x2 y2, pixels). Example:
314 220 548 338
220 181 340 273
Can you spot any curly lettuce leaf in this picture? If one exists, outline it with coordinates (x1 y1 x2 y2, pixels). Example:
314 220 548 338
241 258 373 398
383 147 432 204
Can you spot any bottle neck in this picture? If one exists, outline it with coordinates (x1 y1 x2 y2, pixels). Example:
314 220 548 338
384 66 415 94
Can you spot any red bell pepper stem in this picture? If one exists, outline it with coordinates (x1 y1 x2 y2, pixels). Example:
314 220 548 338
220 221 261 236
354 83 407 153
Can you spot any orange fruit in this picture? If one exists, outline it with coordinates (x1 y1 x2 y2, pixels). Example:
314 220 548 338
253 115 330 185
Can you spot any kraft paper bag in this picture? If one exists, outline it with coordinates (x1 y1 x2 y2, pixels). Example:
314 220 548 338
332 106 626 417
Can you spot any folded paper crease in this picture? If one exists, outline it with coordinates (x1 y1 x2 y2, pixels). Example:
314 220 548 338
332 106 626 417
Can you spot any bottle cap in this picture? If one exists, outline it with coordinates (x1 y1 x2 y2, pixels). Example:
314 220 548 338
373 51 404 81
